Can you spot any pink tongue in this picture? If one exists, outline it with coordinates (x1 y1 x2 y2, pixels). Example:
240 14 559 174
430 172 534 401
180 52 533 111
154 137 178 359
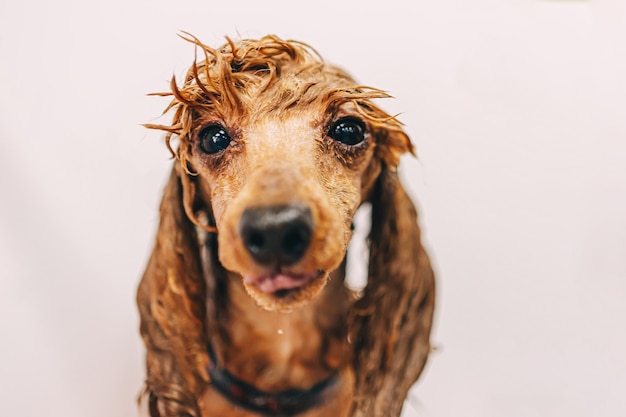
247 273 311 294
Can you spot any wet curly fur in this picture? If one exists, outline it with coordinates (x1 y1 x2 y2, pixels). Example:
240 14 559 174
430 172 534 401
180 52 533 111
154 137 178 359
137 33 435 417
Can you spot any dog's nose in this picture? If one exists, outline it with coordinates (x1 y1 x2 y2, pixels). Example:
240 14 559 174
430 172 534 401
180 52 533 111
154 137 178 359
239 204 313 266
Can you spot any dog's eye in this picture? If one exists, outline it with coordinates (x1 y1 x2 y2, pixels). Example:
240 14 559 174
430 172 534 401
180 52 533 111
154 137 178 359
198 125 232 154
329 118 366 146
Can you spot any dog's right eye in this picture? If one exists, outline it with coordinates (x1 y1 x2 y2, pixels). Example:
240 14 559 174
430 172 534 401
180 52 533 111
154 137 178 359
198 125 232 154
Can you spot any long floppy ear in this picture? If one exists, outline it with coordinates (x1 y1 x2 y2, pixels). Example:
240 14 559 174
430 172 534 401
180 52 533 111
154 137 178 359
348 162 436 416
136 163 209 417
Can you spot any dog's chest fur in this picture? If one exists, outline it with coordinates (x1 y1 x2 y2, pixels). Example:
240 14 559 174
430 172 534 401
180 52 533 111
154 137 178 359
198 270 354 416
216 270 351 391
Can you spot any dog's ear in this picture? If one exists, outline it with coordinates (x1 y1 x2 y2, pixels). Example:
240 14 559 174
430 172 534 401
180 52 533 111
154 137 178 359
374 124 415 168
348 165 436 416
136 163 209 417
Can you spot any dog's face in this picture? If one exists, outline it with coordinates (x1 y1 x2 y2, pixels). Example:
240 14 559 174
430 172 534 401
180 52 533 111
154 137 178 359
191 103 378 310
154 36 413 311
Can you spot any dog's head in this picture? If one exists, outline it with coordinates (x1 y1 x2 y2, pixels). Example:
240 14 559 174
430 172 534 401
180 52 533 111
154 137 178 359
148 34 414 311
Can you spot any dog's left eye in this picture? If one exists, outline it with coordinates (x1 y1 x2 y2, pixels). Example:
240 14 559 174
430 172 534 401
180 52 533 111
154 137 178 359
329 118 366 146
198 125 232 154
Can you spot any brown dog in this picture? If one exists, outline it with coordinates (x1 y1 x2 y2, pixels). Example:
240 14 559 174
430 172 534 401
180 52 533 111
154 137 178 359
137 33 435 417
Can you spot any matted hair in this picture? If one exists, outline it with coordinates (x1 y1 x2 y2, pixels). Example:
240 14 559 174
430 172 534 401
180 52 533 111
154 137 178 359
145 33 413 171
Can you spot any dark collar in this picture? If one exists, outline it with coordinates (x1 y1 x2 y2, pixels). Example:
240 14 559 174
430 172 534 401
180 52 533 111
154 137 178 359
206 345 339 416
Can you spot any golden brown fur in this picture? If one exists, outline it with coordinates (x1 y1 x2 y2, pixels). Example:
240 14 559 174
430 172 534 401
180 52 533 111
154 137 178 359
138 33 435 417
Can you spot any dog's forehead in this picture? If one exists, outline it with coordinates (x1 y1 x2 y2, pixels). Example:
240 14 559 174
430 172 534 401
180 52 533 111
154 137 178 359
233 65 359 118
241 115 319 155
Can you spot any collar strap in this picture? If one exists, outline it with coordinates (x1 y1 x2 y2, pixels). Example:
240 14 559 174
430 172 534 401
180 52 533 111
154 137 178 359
207 346 339 416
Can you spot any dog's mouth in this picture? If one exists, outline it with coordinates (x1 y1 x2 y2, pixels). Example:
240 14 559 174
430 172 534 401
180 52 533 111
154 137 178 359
244 270 323 295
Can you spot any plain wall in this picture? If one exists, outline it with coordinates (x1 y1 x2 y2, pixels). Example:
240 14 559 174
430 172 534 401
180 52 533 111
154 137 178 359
1 1 625 416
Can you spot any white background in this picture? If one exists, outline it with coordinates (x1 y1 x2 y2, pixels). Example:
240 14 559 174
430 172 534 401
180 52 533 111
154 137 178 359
1 1 625 416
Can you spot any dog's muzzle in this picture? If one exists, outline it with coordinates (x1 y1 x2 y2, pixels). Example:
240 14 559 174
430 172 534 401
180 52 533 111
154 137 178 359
239 204 313 267
238 204 318 294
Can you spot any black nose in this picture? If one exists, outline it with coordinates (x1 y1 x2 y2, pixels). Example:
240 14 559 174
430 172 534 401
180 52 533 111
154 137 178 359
239 204 314 266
